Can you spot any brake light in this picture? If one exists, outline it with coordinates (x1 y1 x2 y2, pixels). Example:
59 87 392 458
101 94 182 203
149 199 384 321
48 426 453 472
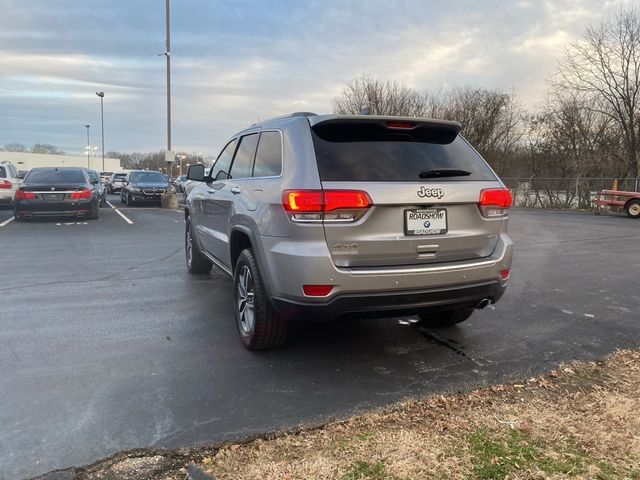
283 190 372 223
15 189 36 200
0 180 11 189
303 285 333 297
479 188 512 217
500 268 510 280
70 189 92 200
386 121 415 129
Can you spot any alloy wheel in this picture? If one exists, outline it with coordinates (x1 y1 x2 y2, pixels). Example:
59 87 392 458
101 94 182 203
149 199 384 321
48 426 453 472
236 265 255 335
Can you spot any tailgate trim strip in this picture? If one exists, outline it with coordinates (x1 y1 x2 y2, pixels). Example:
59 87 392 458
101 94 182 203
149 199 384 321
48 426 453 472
344 258 495 276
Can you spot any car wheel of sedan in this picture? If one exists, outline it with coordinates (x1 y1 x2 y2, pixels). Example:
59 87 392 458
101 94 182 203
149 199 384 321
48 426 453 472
418 308 474 328
234 248 287 350
125 194 131 206
14 212 25 222
88 202 99 220
185 216 212 274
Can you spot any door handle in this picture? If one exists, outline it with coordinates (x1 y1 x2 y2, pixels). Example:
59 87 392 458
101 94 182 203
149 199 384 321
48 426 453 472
230 187 241 194
207 190 216 194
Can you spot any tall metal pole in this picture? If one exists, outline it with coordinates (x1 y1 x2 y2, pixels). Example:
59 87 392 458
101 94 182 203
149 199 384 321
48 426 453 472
96 91 105 171
100 95 104 171
165 0 172 156
84 124 90 168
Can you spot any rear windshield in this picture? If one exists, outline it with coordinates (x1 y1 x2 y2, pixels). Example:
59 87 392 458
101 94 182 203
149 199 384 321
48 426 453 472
0 166 5 178
113 173 127 179
130 172 166 183
26 169 87 184
311 123 496 182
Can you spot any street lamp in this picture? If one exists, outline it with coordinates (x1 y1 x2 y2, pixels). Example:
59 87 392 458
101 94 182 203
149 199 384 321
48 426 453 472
83 124 90 167
177 154 186 175
96 91 105 171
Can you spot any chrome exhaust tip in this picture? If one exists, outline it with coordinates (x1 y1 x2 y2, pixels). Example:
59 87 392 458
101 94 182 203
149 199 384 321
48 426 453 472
477 298 491 309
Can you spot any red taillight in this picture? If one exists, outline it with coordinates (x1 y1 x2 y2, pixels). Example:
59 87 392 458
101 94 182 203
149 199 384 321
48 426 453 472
70 189 92 200
282 190 372 223
15 189 36 200
500 268 510 280
0 180 12 189
303 285 333 297
479 188 512 217
282 190 323 212
386 121 415 129
324 190 372 211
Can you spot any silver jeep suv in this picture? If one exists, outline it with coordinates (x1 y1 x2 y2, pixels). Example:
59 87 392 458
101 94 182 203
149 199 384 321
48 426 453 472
185 113 513 350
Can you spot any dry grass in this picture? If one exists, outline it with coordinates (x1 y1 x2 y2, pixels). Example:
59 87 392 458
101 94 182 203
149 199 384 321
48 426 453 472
198 350 640 480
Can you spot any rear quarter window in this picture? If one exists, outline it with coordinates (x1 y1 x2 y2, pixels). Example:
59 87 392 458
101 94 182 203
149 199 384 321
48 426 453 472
253 131 282 177
311 123 496 182
0 166 6 178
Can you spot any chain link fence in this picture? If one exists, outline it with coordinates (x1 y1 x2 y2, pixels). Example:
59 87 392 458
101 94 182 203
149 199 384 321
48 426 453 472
501 177 640 209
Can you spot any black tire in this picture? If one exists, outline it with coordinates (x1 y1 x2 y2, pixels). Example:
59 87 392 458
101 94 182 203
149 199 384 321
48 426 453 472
120 193 125 204
234 248 287 350
626 200 640 218
418 308 474 328
185 216 212 274
90 202 99 220
125 193 131 206
14 212 25 222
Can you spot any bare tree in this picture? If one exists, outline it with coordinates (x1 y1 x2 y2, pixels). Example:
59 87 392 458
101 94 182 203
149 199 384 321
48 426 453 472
431 87 523 175
30 143 65 155
0 142 27 152
553 8 640 177
332 75 429 117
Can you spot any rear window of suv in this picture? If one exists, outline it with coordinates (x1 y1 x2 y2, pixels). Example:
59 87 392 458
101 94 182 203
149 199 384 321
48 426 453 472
311 122 496 182
0 166 6 178
25 169 87 184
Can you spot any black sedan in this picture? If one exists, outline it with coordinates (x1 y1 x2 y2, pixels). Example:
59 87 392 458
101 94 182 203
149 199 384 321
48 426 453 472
120 170 171 206
14 167 101 221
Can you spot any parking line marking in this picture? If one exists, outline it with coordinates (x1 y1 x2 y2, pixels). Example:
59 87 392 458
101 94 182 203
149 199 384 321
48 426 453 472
0 216 14 227
106 201 134 224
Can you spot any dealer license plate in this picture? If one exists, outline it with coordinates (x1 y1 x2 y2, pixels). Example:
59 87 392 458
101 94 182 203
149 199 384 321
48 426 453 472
405 208 448 235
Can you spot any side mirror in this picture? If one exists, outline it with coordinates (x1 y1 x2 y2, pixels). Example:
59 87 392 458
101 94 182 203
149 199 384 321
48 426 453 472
187 164 205 182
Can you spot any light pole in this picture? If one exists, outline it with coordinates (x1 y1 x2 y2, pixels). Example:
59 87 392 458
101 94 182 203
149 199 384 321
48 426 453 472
177 154 186 175
83 124 90 168
96 91 105 171
159 0 172 167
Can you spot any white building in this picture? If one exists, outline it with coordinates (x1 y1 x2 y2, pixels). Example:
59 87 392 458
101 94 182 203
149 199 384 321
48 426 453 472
0 151 122 172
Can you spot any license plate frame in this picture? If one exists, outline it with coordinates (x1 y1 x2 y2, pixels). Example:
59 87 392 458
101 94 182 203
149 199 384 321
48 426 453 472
404 208 448 236
43 193 64 201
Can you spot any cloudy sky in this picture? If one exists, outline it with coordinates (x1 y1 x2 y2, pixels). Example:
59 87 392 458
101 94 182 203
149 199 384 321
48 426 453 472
0 0 631 156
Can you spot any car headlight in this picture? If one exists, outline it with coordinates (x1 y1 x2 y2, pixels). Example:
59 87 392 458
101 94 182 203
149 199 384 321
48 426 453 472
128 187 141 193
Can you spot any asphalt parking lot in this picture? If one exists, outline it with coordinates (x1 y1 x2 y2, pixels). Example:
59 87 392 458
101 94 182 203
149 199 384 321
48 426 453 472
1 199 639 479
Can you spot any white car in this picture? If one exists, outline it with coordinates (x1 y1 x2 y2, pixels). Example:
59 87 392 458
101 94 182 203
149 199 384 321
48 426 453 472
0 161 22 207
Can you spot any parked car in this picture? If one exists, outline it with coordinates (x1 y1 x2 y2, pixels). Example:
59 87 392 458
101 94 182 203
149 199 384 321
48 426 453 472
185 113 513 350
84 169 107 206
173 175 187 193
120 170 171 206
107 172 127 193
0 161 22 207
14 167 100 220
99 171 113 185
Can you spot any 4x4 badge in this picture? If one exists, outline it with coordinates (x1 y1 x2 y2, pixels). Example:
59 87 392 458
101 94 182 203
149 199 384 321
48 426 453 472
417 186 444 199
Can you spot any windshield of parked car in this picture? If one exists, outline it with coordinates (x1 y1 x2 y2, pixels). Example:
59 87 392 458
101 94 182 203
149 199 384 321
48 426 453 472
130 172 166 183
25 169 87 184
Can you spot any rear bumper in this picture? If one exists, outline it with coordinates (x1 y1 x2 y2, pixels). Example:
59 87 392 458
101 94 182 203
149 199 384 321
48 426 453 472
271 280 506 321
15 200 94 217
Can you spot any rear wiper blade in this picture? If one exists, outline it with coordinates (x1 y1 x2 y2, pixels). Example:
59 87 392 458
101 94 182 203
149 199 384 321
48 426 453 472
418 168 472 179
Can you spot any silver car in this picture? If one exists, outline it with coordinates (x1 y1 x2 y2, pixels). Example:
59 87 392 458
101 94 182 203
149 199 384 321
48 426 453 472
0 161 23 206
185 113 513 350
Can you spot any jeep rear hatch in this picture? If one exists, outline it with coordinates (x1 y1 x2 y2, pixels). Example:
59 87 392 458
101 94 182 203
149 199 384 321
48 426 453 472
309 117 508 268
